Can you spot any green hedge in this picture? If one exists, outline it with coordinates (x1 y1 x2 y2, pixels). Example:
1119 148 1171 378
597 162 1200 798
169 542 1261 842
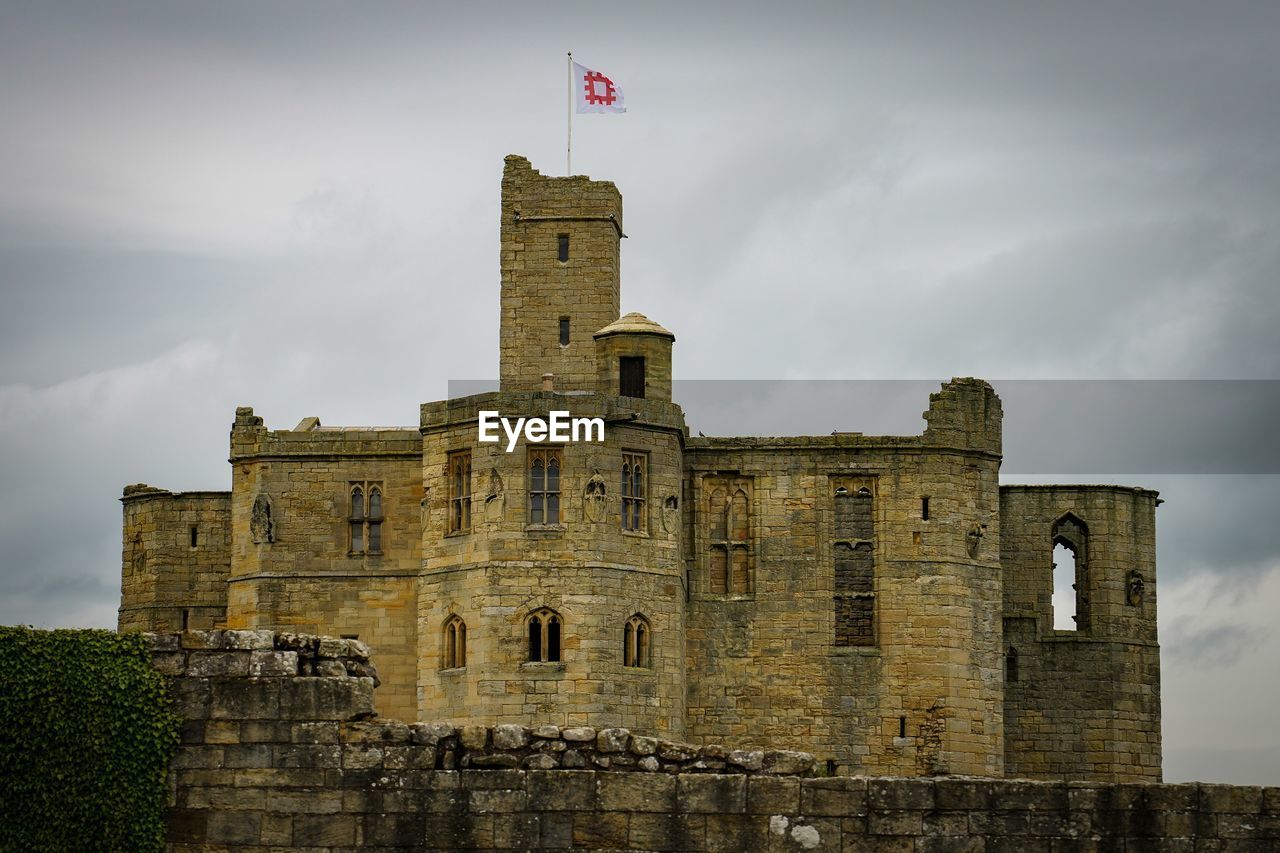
0 627 180 852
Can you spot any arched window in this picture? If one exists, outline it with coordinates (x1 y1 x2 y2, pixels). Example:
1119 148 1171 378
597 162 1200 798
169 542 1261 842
529 448 562 524
527 608 562 662
449 450 472 532
442 616 467 669
621 453 646 531
1051 513 1089 632
623 614 651 668
348 482 385 555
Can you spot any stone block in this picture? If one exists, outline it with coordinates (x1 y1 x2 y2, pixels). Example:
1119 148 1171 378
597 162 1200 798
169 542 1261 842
459 724 489 750
225 629 275 650
631 735 658 756
292 813 356 846
527 769 598 811
748 775 800 814
679 774 747 814
599 771 678 812
524 753 558 770
935 779 993 811
801 776 868 817
562 725 597 742
249 650 297 677
1202 784 1264 813
292 721 339 743
205 810 259 845
573 811 629 847
868 809 923 836
493 723 529 749
470 788 528 814
727 749 763 771
461 769 526 790
596 727 631 753
869 778 935 811
413 721 457 745
492 812 541 849
188 650 250 678
209 678 279 720
761 749 815 776
150 651 186 676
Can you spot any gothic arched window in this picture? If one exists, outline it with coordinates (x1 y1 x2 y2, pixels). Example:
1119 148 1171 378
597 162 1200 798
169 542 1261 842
442 616 467 669
623 614 651 668
527 608 562 662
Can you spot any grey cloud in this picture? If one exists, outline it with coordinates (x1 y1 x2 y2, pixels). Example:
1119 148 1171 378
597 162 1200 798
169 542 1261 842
2 0 1279 783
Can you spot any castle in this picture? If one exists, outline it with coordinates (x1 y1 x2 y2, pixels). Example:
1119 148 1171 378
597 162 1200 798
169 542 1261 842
119 155 1161 782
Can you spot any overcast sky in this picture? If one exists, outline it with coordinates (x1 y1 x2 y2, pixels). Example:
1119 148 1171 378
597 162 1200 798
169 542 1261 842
2 2 1278 785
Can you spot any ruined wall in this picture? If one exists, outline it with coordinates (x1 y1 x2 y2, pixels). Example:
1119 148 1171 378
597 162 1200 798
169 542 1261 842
224 407 422 723
119 486 231 632
419 391 687 736
1000 484 1161 782
499 155 623 393
683 379 1004 779
153 632 1273 852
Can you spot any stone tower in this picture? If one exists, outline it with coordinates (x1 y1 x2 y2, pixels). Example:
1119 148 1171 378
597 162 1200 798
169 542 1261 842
499 155 623 393
419 159 687 736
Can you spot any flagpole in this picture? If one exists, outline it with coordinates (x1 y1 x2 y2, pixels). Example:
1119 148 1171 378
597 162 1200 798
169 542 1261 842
566 51 573 175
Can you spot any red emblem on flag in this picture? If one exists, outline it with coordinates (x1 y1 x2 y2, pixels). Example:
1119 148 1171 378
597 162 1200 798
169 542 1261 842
583 71 618 107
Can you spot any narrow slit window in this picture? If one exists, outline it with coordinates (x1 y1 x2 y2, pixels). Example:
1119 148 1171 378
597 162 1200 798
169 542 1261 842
899 716 907 738
1053 542 1078 630
190 526 198 548
448 451 472 533
1006 647 1019 683
559 316 570 346
557 233 569 262
181 608 190 631
921 497 930 520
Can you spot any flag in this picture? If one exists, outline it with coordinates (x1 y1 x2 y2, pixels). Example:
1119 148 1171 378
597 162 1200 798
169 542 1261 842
573 61 626 114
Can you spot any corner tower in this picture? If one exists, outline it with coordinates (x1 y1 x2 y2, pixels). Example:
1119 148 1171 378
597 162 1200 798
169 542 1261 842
499 155 622 392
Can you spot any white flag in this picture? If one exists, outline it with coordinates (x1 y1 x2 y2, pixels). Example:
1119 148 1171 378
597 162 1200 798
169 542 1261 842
573 61 626 114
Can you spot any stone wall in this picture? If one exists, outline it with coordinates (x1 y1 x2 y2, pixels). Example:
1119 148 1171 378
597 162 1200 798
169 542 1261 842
1000 485 1161 781
120 486 231 632
419 391 688 736
682 380 1005 778
155 631 1274 852
224 407 422 723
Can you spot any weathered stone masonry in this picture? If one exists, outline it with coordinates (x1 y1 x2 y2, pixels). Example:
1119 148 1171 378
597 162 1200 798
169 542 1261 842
122 154 1162 784
157 632 1276 852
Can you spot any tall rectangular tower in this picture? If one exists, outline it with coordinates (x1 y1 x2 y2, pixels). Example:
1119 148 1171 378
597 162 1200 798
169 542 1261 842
499 155 622 392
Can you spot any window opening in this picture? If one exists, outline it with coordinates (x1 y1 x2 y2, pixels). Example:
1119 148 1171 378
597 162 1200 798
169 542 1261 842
349 482 384 554
443 616 467 668
623 615 651 667
559 316 570 346
557 233 569 262
528 608 562 662
621 452 646 531
619 356 645 398
529 448 562 524
448 451 472 532
1052 542 1078 630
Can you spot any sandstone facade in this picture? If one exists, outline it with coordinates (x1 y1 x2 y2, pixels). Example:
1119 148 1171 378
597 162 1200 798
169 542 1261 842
120 155 1161 782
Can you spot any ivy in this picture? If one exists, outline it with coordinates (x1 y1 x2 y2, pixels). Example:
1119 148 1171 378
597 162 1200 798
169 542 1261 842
0 627 180 852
